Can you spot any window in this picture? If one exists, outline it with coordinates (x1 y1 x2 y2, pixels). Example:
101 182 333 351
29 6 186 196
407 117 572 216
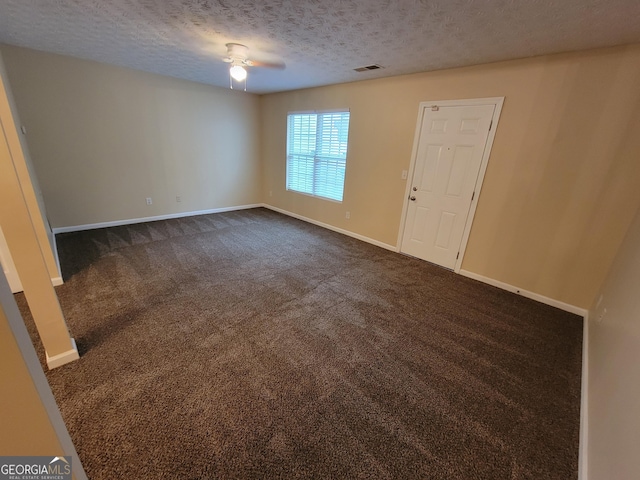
286 110 351 202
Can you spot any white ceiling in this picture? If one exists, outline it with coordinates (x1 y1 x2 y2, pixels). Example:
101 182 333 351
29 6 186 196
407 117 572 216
0 0 639 94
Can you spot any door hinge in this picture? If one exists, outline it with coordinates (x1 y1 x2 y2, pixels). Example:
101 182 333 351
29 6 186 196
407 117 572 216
489 119 493 131
456 252 460 259
471 191 475 202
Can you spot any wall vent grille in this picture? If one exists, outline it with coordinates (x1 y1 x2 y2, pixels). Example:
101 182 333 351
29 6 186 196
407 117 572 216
354 64 383 72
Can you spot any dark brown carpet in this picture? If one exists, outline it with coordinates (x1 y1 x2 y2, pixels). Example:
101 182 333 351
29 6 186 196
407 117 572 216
19 208 582 479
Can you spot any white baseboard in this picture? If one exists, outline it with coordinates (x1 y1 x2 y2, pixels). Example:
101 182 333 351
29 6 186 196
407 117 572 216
262 204 397 252
46 338 80 369
459 269 588 317
51 204 586 317
51 226 63 280
52 204 263 234
9 276 62 293
460 268 588 478
579 313 589 480
46 203 590 476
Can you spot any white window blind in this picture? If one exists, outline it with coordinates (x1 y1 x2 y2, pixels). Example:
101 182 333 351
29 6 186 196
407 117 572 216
286 111 350 202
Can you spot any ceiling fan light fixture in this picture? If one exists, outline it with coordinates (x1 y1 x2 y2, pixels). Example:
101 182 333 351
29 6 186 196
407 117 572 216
230 64 247 81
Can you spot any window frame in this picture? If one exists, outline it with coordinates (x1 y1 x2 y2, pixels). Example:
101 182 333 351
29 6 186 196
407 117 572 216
285 109 351 203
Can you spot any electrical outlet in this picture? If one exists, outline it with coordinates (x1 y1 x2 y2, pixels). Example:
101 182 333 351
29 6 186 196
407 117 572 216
269 190 273 197
346 211 350 219
176 195 182 203
146 197 152 205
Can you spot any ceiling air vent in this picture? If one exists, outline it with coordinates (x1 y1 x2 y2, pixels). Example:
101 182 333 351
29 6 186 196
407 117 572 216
354 64 383 72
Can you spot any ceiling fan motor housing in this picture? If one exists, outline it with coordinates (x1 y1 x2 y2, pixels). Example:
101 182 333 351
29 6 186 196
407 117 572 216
225 43 249 65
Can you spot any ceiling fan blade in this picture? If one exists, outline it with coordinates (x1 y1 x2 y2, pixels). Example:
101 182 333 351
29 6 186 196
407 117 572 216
245 59 286 70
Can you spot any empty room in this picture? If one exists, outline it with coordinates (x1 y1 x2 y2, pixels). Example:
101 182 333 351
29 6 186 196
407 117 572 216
1 1 639 479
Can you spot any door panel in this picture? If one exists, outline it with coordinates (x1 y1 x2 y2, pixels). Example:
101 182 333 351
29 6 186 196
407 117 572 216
435 212 456 249
422 145 442 192
401 104 495 269
446 146 473 196
410 206 430 242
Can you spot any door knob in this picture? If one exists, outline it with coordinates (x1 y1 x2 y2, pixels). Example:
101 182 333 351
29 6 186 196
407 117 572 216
410 196 416 201
412 187 418 191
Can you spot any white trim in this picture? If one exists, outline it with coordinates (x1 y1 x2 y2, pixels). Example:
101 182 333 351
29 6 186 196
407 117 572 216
459 269 588 317
396 97 505 274
396 104 431 252
265 204 589 318
262 204 397 252
453 98 503 272
51 225 63 281
45 338 80 369
579 313 589 480
287 108 350 115
0 225 23 292
460 262 590 478
52 204 262 234
0 270 87 478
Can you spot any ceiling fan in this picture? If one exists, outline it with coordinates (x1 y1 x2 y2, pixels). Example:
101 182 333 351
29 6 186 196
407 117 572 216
223 43 285 89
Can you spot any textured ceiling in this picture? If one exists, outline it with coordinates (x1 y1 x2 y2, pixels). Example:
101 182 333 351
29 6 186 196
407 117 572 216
0 0 639 94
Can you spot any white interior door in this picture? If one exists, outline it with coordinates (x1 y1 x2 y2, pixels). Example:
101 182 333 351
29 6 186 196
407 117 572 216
0 225 23 293
401 103 496 269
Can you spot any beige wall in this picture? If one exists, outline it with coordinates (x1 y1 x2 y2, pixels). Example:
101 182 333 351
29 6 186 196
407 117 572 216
261 44 640 309
0 138 75 356
0 291 65 455
587 204 640 480
0 45 262 229
0 49 76 362
0 50 60 283
4 43 640 309
0 269 85 478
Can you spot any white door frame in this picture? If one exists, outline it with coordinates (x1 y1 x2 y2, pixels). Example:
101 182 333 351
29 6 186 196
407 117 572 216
397 97 504 272
0 225 23 292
